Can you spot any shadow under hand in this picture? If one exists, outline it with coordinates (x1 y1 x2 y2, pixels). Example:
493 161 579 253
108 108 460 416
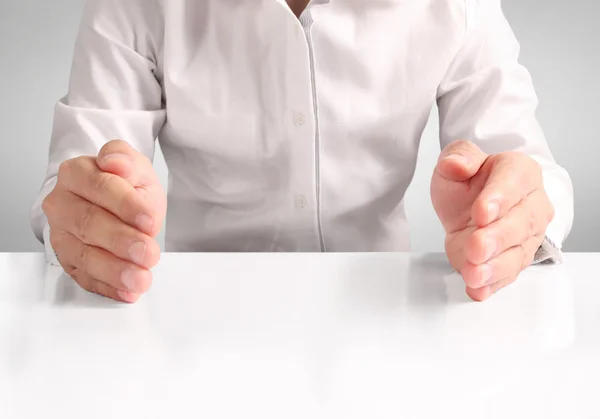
47 269 126 309
338 252 462 316
337 252 576 354
336 252 459 348
405 252 468 308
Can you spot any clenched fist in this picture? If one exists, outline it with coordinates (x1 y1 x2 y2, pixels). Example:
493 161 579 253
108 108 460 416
42 140 167 303
431 140 555 302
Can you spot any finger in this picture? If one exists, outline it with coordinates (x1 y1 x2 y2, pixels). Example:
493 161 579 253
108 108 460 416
49 226 71 266
48 190 160 269
435 140 489 182
96 141 167 237
472 152 543 226
96 140 159 188
444 226 477 272
461 235 540 289
57 157 161 237
58 231 153 295
54 233 140 304
464 237 540 301
466 277 513 302
66 266 140 304
465 190 552 264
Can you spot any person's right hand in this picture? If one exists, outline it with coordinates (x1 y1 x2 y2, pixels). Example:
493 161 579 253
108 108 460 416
42 140 167 303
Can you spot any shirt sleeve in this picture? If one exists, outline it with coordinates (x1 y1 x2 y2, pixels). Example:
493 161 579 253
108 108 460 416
436 0 574 263
29 0 167 266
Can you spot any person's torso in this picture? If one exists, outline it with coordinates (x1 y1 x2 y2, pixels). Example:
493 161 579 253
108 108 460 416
148 0 468 251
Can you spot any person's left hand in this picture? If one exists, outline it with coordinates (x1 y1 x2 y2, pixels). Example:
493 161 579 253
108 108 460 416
431 140 555 301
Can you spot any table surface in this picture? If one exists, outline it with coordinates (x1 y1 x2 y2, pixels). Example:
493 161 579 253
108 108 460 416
1 252 599 419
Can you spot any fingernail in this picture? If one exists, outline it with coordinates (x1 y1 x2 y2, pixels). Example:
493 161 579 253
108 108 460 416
483 238 497 261
121 269 137 292
128 242 147 266
481 263 493 285
136 213 154 232
487 201 500 223
117 289 137 304
444 154 469 166
102 153 131 161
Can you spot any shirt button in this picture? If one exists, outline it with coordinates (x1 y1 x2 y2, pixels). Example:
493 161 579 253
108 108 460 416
293 112 306 127
295 194 308 209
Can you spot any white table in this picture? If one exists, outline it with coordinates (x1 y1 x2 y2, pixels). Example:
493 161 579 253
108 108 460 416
0 253 598 419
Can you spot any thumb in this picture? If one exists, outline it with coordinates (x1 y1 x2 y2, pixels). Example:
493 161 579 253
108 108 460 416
436 140 489 182
96 140 156 187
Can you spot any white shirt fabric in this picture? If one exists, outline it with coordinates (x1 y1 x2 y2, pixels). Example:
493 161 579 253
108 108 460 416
30 0 574 262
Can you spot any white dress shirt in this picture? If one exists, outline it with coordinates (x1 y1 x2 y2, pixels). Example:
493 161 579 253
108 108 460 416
30 0 574 262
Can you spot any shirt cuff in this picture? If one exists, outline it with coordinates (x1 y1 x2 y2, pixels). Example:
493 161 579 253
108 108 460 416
42 223 62 267
532 235 564 265
529 166 572 266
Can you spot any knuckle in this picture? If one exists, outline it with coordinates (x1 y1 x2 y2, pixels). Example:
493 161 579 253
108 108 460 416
470 229 486 255
49 229 62 252
77 243 94 272
501 151 526 164
75 205 100 241
465 230 480 252
526 210 538 238
120 188 143 218
500 158 518 177
109 231 124 254
42 192 55 217
109 228 135 255
496 153 521 176
495 227 508 250
57 159 73 181
90 171 114 196
58 157 86 182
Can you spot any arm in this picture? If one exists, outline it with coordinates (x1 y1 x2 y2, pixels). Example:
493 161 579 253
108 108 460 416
30 0 167 265
436 0 573 262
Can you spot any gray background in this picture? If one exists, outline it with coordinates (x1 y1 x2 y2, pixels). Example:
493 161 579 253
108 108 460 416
1 0 598 252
